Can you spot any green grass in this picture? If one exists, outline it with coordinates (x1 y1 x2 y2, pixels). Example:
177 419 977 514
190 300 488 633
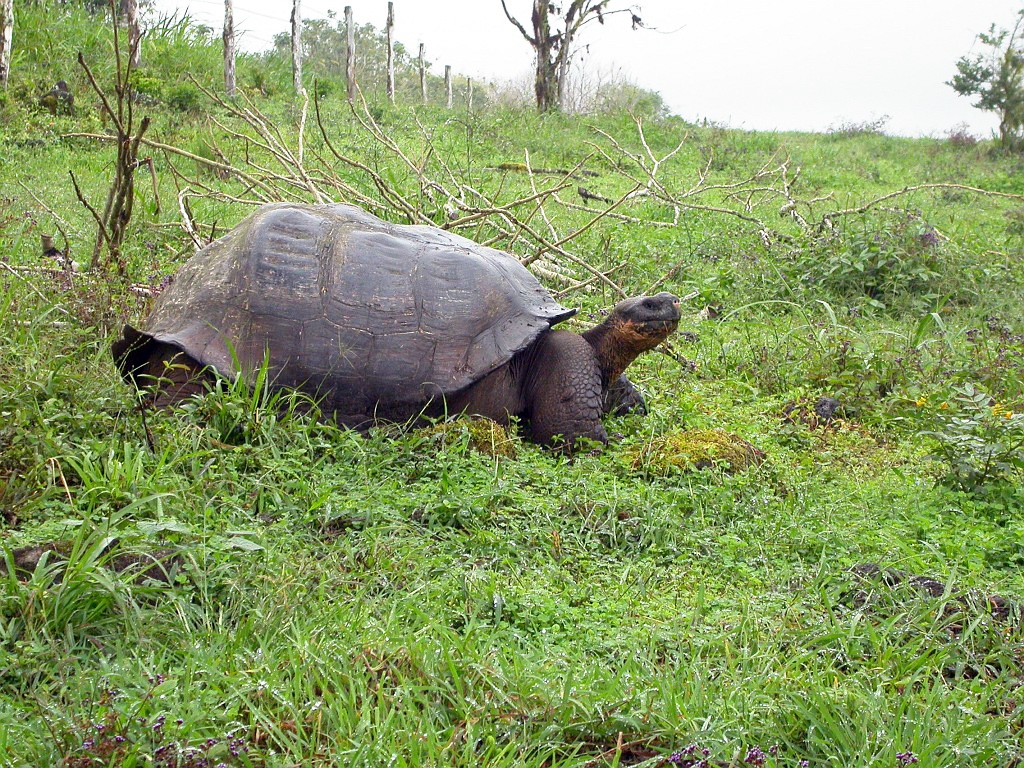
3 6 1024 767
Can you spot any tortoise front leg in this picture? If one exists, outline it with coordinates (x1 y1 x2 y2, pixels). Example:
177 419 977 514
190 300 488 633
604 374 647 416
525 331 607 449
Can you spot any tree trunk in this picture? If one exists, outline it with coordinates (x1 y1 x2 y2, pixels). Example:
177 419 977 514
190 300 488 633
556 43 573 112
418 43 427 104
291 0 304 95
467 77 473 111
502 0 627 113
531 0 557 112
534 56 557 112
444 65 452 108
0 0 12 90
1000 107 1014 147
345 6 355 103
385 1 395 104
125 0 141 68
223 0 236 97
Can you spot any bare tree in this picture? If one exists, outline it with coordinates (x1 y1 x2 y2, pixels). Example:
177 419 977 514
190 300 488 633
418 42 426 103
386 2 395 104
73 22 153 271
345 5 355 102
224 0 236 96
499 0 641 112
124 0 141 67
1 0 13 90
291 0 304 95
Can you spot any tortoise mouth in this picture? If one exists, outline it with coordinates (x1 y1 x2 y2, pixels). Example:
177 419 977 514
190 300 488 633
636 318 679 337
644 318 679 330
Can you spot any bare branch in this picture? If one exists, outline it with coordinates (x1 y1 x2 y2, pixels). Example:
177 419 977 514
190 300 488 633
499 0 536 44
546 182 643 257
76 52 122 135
66 132 277 199
176 189 203 249
524 150 561 242
68 170 112 264
0 262 72 316
553 262 627 298
820 183 1024 229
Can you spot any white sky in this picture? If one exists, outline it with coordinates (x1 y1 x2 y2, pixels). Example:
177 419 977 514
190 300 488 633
148 0 1022 137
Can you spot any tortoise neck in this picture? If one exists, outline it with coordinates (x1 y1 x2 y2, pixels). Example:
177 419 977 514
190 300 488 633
581 318 638 386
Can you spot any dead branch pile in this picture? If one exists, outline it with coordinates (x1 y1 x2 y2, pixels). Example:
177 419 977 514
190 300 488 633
66 92 1024 300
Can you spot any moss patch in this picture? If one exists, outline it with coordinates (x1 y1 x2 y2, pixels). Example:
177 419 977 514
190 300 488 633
417 417 519 459
628 428 765 474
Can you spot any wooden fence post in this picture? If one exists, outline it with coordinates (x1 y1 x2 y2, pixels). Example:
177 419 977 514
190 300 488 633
418 43 427 104
345 5 355 103
291 0 304 95
223 0 236 96
0 0 12 90
444 65 452 108
385 2 395 104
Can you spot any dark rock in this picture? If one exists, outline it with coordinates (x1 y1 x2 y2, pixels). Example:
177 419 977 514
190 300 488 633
39 81 74 116
1 540 181 584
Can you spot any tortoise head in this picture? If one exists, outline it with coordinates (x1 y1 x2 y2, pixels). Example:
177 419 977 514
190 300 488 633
582 292 680 384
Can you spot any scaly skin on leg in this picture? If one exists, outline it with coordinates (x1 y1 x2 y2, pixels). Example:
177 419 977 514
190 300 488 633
446 363 525 427
524 331 607 448
604 374 647 416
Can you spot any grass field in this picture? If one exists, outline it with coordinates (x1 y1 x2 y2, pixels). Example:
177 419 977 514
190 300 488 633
2 5 1024 767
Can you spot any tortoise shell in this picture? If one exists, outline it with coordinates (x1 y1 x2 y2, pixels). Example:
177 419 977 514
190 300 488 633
115 203 576 424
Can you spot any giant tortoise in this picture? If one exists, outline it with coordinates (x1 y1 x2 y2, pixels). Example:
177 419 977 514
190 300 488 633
112 203 680 447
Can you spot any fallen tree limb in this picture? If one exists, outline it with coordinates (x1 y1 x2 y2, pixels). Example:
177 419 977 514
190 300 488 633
819 182 1024 230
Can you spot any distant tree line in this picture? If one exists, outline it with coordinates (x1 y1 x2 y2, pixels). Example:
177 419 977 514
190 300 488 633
271 12 430 103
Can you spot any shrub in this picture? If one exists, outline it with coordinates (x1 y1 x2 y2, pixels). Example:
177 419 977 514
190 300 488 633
784 211 943 309
592 81 669 118
629 428 765 474
416 418 519 459
948 11 1024 149
164 82 203 114
919 383 1024 493
828 115 890 137
129 73 163 103
946 122 979 147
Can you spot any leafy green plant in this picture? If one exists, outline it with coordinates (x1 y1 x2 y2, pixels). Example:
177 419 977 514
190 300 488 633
1 523 141 651
919 383 1024 492
51 676 256 766
129 72 163 103
164 81 203 114
785 212 943 309
693 264 737 312
171 351 320 447
141 11 226 94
